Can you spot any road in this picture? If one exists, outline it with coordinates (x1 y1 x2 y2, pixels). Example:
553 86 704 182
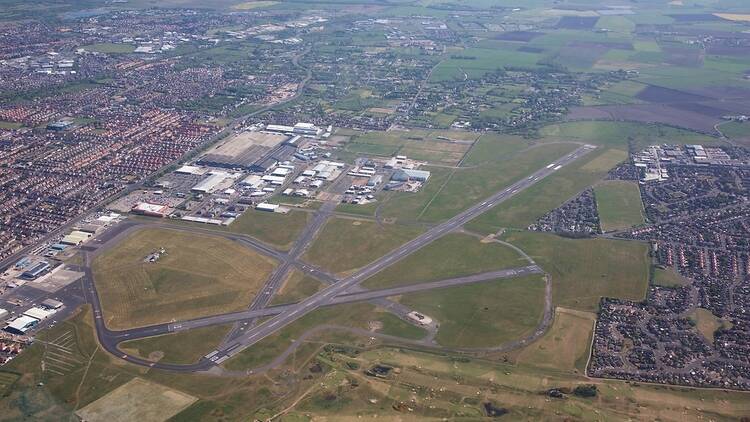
98 265 541 341
61 143 592 371
0 45 313 274
221 172 350 344
206 144 596 364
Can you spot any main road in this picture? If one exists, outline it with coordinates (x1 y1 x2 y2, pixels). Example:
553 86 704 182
206 144 596 364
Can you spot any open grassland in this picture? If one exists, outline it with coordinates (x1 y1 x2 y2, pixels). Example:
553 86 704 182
343 129 476 166
270 270 325 306
719 121 750 140
119 325 232 365
0 120 23 129
0 372 19 396
689 308 731 343
398 275 546 348
502 231 649 311
595 180 645 232
539 121 720 151
303 218 424 275
430 47 544 82
4 304 750 420
415 142 579 223
286 344 750 421
92 228 276 330
513 307 596 374
171 209 309 251
75 378 197 422
223 302 425 371
653 266 690 288
468 148 627 232
377 313 427 340
380 136 578 223
0 306 312 421
230 1 278 9
82 43 135 54
226 209 309 250
362 233 526 290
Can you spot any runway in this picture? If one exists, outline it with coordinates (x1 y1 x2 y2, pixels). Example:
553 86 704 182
204 144 596 365
67 143 594 371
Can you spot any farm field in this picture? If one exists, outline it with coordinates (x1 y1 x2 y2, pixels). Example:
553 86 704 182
398 275 546 348
303 217 424 275
501 231 649 311
595 180 645 232
362 233 526 290
91 228 276 329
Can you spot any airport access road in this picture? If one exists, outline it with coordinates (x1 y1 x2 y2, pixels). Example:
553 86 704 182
206 144 596 365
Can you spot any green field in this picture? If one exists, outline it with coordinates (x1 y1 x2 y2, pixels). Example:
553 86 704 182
92 228 276 329
226 209 309 250
502 231 649 311
82 43 136 54
0 306 296 420
539 121 720 151
363 233 526 290
377 313 428 340
468 148 628 232
652 266 689 288
286 341 750 421
719 121 750 140
514 307 596 374
430 47 544 82
270 270 325 305
380 138 578 223
223 302 421 371
0 120 22 129
303 218 424 274
119 325 232 365
689 308 730 343
595 180 645 232
343 129 475 165
398 275 546 348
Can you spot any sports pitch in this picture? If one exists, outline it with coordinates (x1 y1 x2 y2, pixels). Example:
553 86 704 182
75 378 197 422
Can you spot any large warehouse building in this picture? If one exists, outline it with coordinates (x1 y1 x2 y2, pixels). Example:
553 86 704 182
198 131 289 170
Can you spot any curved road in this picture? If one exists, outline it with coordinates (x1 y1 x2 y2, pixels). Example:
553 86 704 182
77 144 595 372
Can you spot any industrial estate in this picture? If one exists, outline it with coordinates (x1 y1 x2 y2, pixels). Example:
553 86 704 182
2 0 750 420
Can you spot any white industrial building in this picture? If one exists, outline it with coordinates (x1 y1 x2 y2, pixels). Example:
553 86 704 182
265 124 295 133
391 169 430 182
241 174 263 188
175 165 206 175
5 315 39 334
256 202 279 212
23 307 57 321
131 202 169 218
192 172 230 193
